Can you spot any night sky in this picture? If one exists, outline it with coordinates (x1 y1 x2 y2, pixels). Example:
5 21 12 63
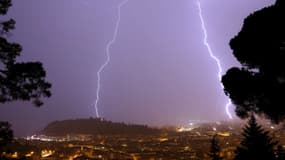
0 0 275 136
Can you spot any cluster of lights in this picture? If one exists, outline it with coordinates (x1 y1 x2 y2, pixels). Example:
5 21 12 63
26 135 63 142
41 150 55 158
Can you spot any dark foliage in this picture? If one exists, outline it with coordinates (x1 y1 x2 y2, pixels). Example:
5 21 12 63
222 0 285 123
0 122 13 148
0 0 11 15
0 0 51 150
234 115 277 160
41 118 163 136
209 135 223 160
0 0 51 106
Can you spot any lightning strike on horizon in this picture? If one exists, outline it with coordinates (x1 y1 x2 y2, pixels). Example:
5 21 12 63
197 1 233 119
94 0 129 118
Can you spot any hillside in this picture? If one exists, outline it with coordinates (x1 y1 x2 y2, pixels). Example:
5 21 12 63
41 118 162 136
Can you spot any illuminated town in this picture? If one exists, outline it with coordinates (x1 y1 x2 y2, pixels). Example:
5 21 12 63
1 119 284 160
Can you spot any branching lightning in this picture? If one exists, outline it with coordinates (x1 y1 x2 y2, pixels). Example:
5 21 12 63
92 0 232 119
197 1 233 119
94 0 129 118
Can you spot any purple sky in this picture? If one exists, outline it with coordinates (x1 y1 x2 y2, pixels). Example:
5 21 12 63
0 0 275 136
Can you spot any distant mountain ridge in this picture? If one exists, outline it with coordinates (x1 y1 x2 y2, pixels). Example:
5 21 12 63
41 118 162 136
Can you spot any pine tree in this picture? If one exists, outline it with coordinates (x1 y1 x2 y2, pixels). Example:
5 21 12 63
209 135 223 160
234 115 277 160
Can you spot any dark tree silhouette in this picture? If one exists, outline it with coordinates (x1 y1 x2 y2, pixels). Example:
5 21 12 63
0 121 13 148
234 115 277 160
0 0 51 106
0 0 51 149
222 0 285 123
209 135 223 160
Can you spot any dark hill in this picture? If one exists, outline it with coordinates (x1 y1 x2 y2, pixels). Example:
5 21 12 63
41 118 162 136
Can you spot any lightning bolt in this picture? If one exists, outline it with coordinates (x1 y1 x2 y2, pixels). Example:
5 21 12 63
94 0 129 118
197 1 233 119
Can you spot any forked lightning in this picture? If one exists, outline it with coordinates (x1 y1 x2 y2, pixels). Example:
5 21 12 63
94 0 129 118
197 1 233 119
